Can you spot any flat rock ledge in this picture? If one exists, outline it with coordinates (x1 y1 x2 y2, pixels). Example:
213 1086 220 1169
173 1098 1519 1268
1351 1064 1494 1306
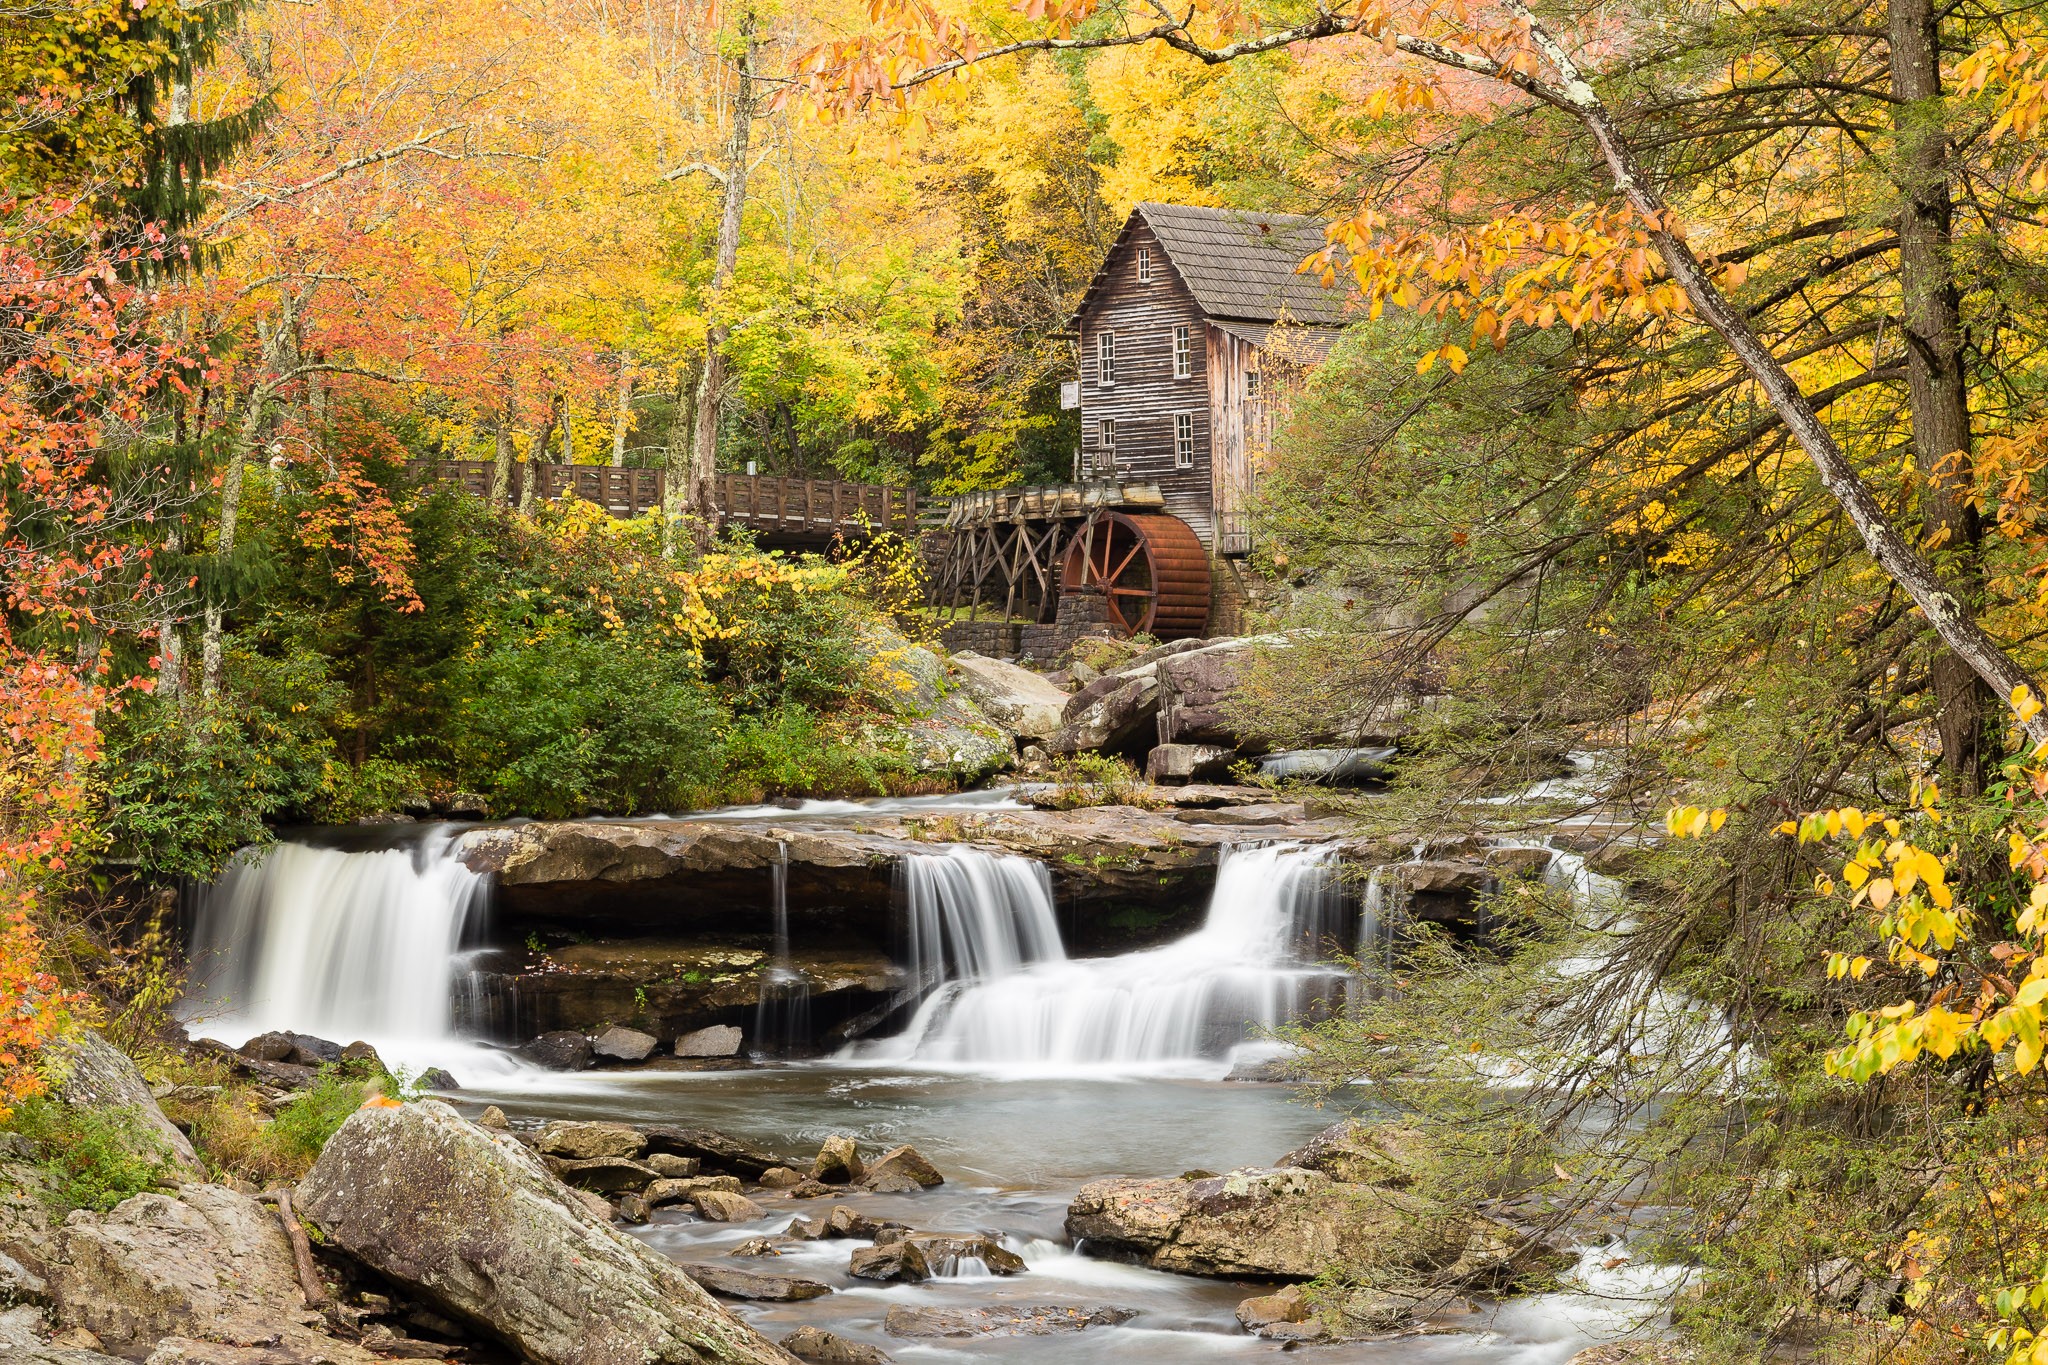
297 1099 789 1365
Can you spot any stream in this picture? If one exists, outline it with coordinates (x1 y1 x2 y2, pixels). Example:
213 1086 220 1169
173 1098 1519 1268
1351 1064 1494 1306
177 791 1675 1361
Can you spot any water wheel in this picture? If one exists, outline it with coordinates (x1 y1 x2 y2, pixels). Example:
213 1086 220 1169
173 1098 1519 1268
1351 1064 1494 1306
1059 510 1212 639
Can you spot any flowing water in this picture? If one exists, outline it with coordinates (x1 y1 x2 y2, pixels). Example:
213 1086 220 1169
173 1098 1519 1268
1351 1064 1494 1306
179 812 1674 1361
857 844 1352 1077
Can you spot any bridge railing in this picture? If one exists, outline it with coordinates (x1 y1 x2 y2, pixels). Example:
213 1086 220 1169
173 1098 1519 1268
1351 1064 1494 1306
426 462 917 536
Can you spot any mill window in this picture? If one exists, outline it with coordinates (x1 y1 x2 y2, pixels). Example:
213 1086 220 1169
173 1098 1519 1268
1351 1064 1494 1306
1097 418 1117 475
1097 331 1117 387
1137 247 1153 283
1172 324 1191 379
1174 412 1195 469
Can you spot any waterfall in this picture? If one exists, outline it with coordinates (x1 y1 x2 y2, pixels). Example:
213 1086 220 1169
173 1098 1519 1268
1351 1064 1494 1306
181 827 491 1070
897 846 1066 995
752 840 812 1055
854 844 1349 1077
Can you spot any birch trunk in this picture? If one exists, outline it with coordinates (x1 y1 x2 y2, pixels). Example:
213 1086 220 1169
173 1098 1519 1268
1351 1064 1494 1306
687 10 759 551
611 355 634 467
664 352 704 557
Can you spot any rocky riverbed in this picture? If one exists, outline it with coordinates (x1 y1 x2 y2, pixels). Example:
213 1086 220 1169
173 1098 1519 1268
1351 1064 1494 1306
0 1032 1685 1364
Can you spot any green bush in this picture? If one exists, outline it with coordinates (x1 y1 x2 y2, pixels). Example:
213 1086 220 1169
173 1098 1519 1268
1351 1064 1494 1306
721 704 917 799
4 1097 175 1212
258 1068 379 1170
451 631 727 817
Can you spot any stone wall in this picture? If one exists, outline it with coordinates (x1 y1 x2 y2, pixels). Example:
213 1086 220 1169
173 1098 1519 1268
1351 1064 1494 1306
938 620 1024 658
1021 594 1116 662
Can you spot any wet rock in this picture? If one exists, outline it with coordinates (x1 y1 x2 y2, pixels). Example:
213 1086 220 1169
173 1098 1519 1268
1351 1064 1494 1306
680 1263 831 1301
727 1238 783 1257
447 792 490 819
782 1179 834 1199
234 1032 295 1063
642 1126 785 1179
477 1106 510 1129
591 1027 659 1063
690 1191 768 1223
516 1030 595 1071
780 1326 892 1364
1277 1121 1430 1187
418 1067 459 1091
900 1233 1024 1275
297 1099 786 1364
883 1305 1139 1338
644 1176 743 1207
810 1135 864 1185
789 1206 907 1242
538 1121 646 1161
555 1157 659 1193
757 1166 803 1189
948 652 1071 740
674 1026 743 1059
1145 743 1236 784
47 1183 375 1362
1066 1167 1466 1278
859 1145 943 1192
46 1032 206 1180
1235 1283 1421 1341
848 1242 931 1283
647 1154 701 1179
1049 675 1159 755
614 1194 651 1224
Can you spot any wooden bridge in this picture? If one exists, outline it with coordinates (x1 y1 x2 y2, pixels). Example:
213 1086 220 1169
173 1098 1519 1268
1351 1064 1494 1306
428 462 919 543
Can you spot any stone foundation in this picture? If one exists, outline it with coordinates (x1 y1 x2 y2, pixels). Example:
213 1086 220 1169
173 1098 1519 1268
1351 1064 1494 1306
938 620 1024 658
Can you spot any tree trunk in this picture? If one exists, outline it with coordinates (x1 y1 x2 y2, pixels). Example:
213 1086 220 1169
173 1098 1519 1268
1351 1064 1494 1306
491 397 515 506
557 392 576 464
1506 2 2048 748
159 525 184 703
200 391 268 698
611 354 634 467
664 352 704 558
1890 0 1990 785
688 10 760 550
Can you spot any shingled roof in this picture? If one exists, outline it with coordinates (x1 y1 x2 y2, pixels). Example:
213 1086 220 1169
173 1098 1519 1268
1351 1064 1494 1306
1073 203 1353 328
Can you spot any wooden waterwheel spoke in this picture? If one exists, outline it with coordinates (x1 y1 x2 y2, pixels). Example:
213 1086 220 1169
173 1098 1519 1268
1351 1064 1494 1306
1108 541 1145 584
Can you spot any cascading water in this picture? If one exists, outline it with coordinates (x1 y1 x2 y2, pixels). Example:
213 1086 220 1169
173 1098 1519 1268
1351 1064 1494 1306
855 844 1350 1077
896 846 1064 997
180 827 500 1074
752 840 812 1055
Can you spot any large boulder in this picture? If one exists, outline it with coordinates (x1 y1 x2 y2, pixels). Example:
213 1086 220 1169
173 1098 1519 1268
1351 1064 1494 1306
1049 675 1159 755
296 1100 788 1365
591 1027 659 1063
947 653 1071 741
1277 1122 1432 1187
1065 1166 1465 1278
44 1033 205 1180
538 1122 647 1161
1153 636 1285 747
47 1183 373 1362
517 1031 596 1071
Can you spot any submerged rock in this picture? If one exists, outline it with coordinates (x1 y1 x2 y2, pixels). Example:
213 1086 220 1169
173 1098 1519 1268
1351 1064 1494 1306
899 1233 1024 1275
591 1027 659 1062
642 1125 786 1179
680 1263 831 1301
297 1099 787 1364
859 1145 943 1192
883 1305 1138 1338
1065 1166 1464 1278
554 1156 659 1193
780 1326 892 1364
847 1242 930 1283
790 1206 905 1242
517 1031 596 1071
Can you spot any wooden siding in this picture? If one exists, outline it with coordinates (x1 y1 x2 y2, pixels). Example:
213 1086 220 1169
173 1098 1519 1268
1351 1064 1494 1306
1078 221 1216 546
1208 326 1255 557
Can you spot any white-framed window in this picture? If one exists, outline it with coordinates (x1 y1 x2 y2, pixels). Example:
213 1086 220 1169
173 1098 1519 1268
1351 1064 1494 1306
1172 324 1191 379
1245 365 1261 399
1097 418 1117 474
1096 330 1117 387
1174 412 1195 469
1137 246 1153 283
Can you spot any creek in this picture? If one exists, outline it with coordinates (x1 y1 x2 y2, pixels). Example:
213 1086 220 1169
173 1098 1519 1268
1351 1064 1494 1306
177 792 1673 1361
